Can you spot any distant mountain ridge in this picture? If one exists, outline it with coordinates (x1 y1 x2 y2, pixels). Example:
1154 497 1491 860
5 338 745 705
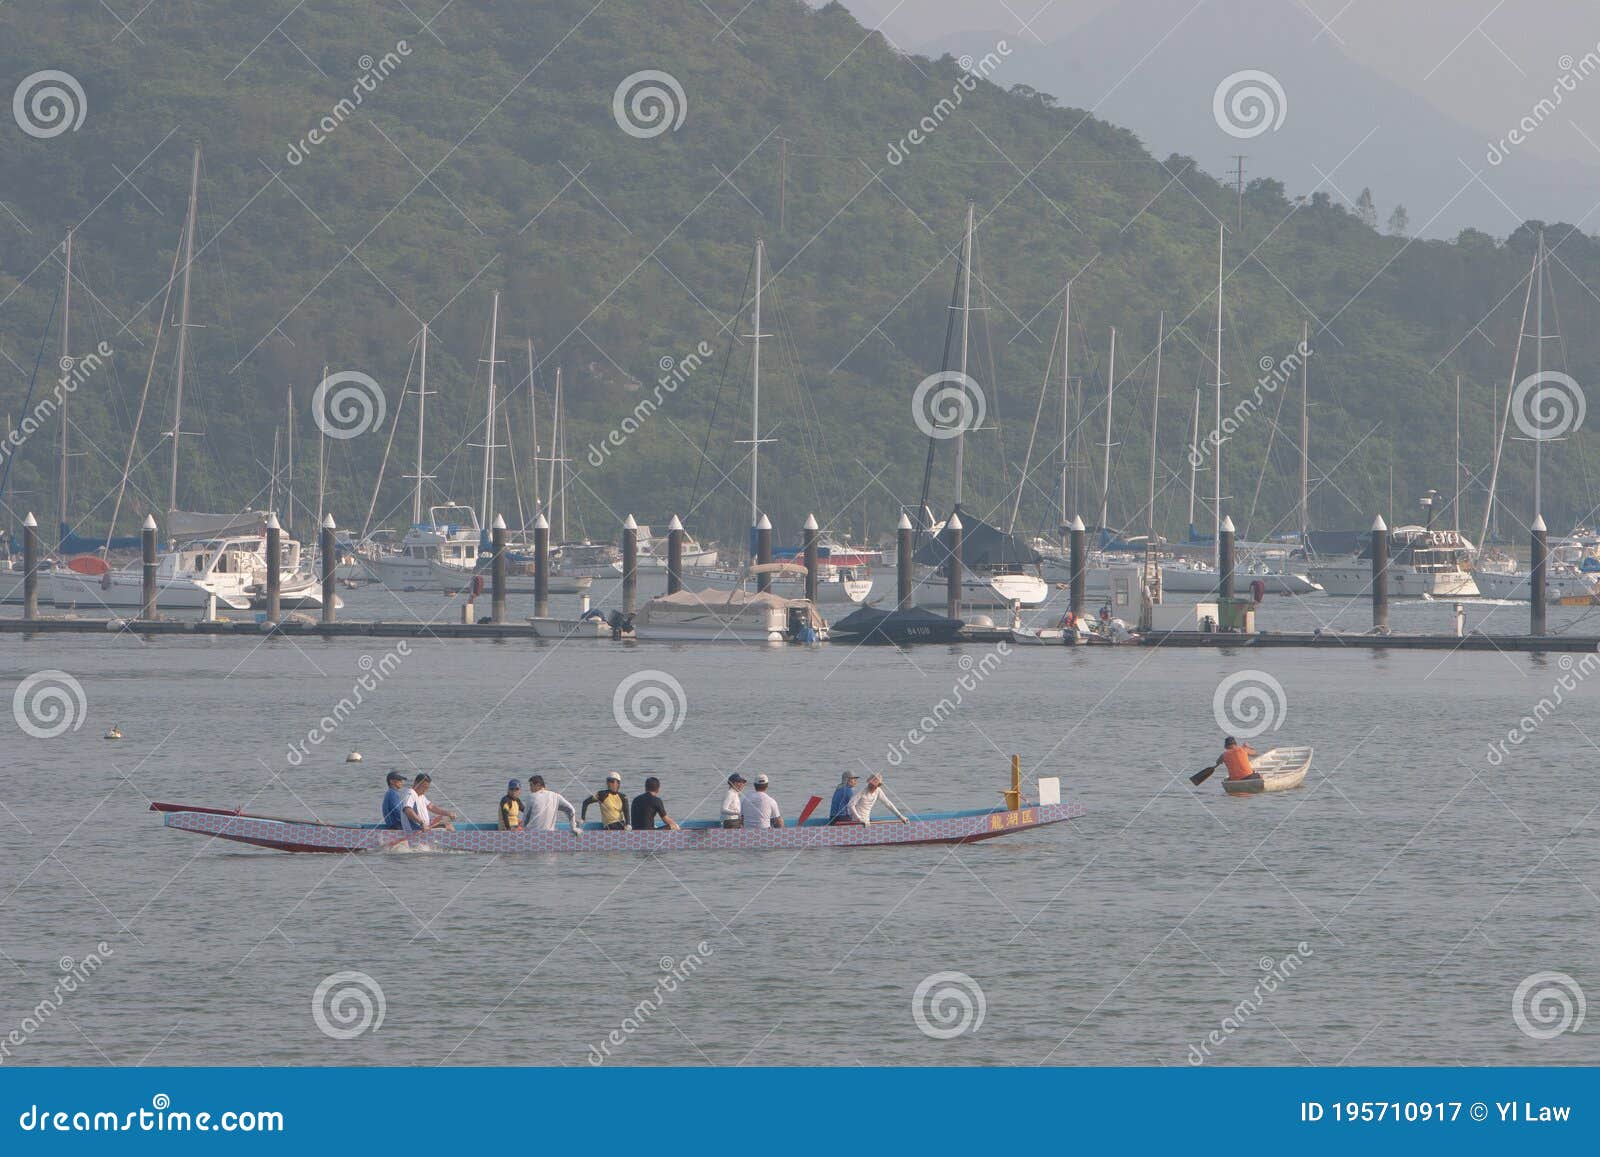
913 0 1600 240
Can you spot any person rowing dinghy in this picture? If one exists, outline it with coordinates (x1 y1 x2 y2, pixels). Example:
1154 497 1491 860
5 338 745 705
1218 737 1261 788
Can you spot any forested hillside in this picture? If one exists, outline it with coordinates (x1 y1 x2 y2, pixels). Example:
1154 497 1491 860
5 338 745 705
1 0 1595 549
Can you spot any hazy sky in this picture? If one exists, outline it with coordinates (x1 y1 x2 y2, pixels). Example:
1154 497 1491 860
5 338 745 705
836 0 1600 168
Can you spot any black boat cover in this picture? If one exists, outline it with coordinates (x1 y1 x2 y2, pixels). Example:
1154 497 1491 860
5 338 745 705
913 506 1042 568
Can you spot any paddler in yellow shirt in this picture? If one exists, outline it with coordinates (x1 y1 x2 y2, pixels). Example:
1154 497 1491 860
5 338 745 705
580 773 630 830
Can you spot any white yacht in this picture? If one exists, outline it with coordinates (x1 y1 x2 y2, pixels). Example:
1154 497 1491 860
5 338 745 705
691 560 873 605
363 505 481 590
42 536 266 611
1473 538 1600 603
1308 526 1479 598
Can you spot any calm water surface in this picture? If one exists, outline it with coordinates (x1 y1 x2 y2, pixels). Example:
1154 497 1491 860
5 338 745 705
2 584 1597 1067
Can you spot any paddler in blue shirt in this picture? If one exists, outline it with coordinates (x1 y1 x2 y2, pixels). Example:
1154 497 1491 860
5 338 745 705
829 771 860 823
381 771 406 829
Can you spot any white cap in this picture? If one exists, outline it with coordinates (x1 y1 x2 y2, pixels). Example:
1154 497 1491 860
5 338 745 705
1220 515 1235 534
947 512 963 530
1371 515 1387 532
533 512 548 530
756 513 772 530
753 773 770 786
142 514 157 530
623 514 638 530
1532 513 1547 533
803 513 818 531
23 512 36 527
493 514 507 530
897 512 912 530
668 514 683 531
265 512 280 530
1069 515 1085 532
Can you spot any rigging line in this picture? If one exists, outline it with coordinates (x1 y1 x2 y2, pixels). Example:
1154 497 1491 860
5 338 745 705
1243 352 1294 536
686 247 756 516
974 230 1008 516
0 284 62 522
104 225 184 549
359 335 418 540
1007 306 1061 534
914 229 967 548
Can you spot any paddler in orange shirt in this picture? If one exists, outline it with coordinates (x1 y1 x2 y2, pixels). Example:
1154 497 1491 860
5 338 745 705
1218 737 1261 786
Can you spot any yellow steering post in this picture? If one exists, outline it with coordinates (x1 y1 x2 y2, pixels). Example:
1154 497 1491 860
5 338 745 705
1004 754 1021 812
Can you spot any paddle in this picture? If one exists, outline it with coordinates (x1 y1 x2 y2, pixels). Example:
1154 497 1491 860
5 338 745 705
1189 759 1222 787
795 795 823 826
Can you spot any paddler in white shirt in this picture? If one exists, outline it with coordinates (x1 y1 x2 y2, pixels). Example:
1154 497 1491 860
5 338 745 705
523 775 581 835
848 774 909 825
401 773 457 831
720 773 747 828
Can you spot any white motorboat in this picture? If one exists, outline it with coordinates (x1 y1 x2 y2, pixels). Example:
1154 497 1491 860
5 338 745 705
1308 525 1479 598
630 586 827 642
691 559 872 605
363 505 482 590
42 536 265 611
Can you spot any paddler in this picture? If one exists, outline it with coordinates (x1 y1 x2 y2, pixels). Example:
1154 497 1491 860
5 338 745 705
720 773 747 828
581 773 630 830
524 775 581 834
847 773 909 825
401 773 456 832
381 770 407 830
828 771 860 824
740 773 784 829
1217 737 1262 787
630 776 681 832
498 779 525 830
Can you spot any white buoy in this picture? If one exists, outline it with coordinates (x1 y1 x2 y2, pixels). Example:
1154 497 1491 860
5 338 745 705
104 724 123 741
346 751 363 763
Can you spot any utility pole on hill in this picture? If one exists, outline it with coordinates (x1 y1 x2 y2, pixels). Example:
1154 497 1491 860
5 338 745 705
1231 155 1247 229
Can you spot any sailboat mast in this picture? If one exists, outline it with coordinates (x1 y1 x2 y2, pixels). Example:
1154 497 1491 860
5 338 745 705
1213 226 1224 570
1188 388 1200 532
1059 281 1071 534
285 386 295 538
1533 230 1545 518
527 339 539 515
57 228 71 542
1453 373 1461 536
750 237 764 525
414 324 428 524
953 202 975 509
1148 312 1163 538
481 291 501 527
1100 327 1115 533
315 364 327 536
548 368 560 528
557 375 568 542
1300 320 1310 542
168 144 200 524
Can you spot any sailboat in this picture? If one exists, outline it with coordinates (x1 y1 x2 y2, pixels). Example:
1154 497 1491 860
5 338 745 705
41 147 282 613
1470 230 1598 603
910 204 1048 611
